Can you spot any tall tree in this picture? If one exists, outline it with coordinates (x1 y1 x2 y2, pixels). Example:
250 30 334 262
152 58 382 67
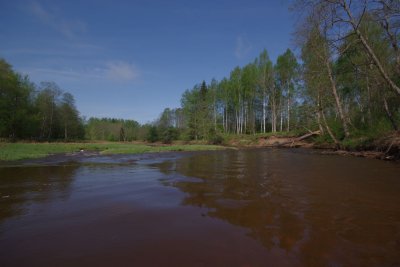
36 82 62 140
256 50 274 133
60 92 83 140
241 63 258 133
294 8 352 138
0 59 35 140
275 49 299 132
293 0 400 95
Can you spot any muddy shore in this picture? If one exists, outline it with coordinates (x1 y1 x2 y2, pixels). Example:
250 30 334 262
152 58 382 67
227 132 400 161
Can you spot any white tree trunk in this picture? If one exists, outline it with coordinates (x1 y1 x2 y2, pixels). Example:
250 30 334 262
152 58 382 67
263 91 266 133
325 59 350 137
287 90 290 132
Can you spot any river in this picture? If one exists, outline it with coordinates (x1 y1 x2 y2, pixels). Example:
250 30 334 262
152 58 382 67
0 148 399 266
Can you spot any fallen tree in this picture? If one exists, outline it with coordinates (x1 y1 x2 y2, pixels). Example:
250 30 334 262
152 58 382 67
265 130 321 147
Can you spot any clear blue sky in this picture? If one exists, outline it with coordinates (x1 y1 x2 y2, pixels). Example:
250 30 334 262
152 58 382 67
0 0 295 124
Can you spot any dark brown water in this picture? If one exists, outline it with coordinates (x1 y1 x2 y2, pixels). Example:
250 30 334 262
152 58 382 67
0 149 399 266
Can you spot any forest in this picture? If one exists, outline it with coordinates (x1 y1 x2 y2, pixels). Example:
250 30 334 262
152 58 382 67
1 0 399 148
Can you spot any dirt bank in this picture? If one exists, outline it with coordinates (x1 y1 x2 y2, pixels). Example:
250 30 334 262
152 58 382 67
226 131 400 161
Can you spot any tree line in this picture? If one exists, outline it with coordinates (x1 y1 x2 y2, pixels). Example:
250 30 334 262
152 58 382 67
0 59 84 141
172 48 300 140
0 59 179 142
0 59 149 142
2 0 399 145
153 0 399 145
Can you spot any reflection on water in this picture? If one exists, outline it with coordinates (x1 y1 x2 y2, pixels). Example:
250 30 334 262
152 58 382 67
155 150 305 251
155 149 400 266
0 149 399 266
0 165 78 222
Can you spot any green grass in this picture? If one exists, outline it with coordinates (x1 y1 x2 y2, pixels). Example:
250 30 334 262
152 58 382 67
0 142 226 161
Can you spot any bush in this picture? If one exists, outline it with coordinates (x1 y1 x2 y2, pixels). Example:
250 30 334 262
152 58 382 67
161 127 179 144
146 126 159 143
209 134 224 145
208 128 225 145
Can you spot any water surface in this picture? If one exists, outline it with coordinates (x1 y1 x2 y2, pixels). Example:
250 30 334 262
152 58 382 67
0 149 399 266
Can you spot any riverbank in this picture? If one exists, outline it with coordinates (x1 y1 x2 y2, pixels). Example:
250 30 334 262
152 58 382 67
1 131 399 162
0 142 226 161
222 131 400 161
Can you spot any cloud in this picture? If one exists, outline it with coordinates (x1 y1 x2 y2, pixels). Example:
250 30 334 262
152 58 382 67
22 61 139 83
28 1 86 38
234 36 252 59
22 67 102 82
2 44 102 57
105 61 139 81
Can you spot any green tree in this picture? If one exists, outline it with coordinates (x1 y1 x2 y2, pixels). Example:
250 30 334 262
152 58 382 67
60 92 84 140
147 125 159 143
241 63 258 134
276 49 299 132
256 49 274 133
36 82 63 140
181 82 212 140
0 59 36 140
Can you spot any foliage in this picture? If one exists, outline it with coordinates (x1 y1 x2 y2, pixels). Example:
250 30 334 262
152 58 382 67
0 59 84 141
208 133 225 145
146 126 159 143
161 127 179 144
2 0 400 150
85 117 140 141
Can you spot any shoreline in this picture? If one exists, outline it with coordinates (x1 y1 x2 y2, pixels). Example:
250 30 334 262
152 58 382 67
0 142 226 162
224 133 400 161
1 132 399 163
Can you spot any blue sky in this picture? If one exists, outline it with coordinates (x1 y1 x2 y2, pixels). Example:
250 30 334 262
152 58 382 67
0 0 295 124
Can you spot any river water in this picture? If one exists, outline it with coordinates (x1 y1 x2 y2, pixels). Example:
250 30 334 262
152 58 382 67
0 149 399 266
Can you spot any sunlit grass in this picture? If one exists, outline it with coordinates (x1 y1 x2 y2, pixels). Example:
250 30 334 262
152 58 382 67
0 142 226 161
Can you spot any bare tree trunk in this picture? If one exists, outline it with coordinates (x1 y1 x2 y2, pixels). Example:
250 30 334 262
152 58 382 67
325 59 350 138
316 109 324 135
317 91 325 135
272 96 277 133
321 108 340 148
263 91 266 133
40 115 46 139
287 90 290 132
228 108 230 133
244 102 247 134
48 102 54 140
214 100 217 131
383 96 398 131
366 72 372 125
342 0 400 96
226 107 228 133
279 96 283 132
236 109 239 134
222 106 225 133
379 9 400 74
64 122 68 140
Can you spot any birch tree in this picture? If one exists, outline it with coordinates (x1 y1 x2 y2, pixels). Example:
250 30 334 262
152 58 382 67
275 49 299 132
256 50 274 133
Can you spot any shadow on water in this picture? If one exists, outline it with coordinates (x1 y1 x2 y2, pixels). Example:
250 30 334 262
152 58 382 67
153 148 400 266
0 165 78 223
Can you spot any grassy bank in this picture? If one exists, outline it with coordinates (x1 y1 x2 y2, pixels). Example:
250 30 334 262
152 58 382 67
1 131 398 161
0 142 226 161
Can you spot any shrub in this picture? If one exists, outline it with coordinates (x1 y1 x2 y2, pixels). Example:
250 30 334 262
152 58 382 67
161 127 179 144
146 126 159 143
